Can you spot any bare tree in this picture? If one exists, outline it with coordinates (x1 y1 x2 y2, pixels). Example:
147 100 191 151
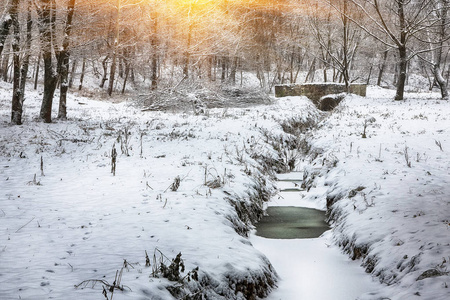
0 1 13 59
19 2 32 106
335 0 437 100
107 0 121 96
430 0 449 99
57 0 76 119
36 0 58 123
150 5 158 90
310 0 363 89
10 0 32 125
10 0 21 124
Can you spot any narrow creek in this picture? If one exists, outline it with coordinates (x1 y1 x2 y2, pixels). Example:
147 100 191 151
250 172 382 300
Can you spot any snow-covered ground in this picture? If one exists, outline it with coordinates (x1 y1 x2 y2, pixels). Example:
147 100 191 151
0 82 318 299
297 86 450 299
0 82 449 300
251 232 382 300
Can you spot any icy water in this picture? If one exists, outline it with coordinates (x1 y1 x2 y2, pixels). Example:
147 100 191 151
255 206 330 239
251 172 382 300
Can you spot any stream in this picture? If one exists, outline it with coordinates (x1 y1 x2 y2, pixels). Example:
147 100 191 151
250 173 382 300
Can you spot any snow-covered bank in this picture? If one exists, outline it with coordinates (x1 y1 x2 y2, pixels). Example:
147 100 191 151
1 81 449 299
299 87 450 299
0 82 321 299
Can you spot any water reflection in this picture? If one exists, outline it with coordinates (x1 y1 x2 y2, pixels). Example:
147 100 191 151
255 206 330 239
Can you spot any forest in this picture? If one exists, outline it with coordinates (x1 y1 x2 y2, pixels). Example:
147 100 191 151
1 1 450 300
1 0 449 125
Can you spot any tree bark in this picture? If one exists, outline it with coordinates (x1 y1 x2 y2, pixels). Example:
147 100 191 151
305 57 316 82
433 0 449 99
221 56 227 82
38 0 58 123
79 57 86 90
394 0 407 101
290 46 295 83
0 10 12 58
229 56 238 84
183 21 192 79
1 42 10 82
17 3 32 120
108 0 121 96
395 46 407 100
121 62 129 94
34 54 40 90
150 9 158 90
10 0 22 125
58 0 76 120
68 59 76 88
100 56 109 88
341 0 350 91
377 49 388 86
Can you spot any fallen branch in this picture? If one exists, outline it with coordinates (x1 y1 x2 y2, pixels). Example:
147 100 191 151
15 217 36 233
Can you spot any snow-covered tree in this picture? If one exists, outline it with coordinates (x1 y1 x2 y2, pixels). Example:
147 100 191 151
336 0 438 100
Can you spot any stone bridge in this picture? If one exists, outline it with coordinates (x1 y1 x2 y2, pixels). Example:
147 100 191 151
275 83 367 104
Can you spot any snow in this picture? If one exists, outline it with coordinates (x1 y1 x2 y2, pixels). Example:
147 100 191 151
251 232 381 300
0 81 449 299
293 86 450 299
251 174 383 300
0 82 315 299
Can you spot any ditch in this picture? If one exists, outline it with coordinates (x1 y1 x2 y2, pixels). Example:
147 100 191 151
251 172 382 300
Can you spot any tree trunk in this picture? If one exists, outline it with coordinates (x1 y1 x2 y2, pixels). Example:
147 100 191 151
229 56 238 84
108 0 121 96
290 46 295 83
305 57 316 82
100 56 109 88
79 57 86 90
240 67 243 86
150 50 158 90
130 67 135 84
221 56 227 82
434 0 449 99
434 65 448 99
121 47 130 94
366 65 373 85
0 13 12 58
41 56 57 123
341 0 350 91
395 46 407 101
447 65 450 86
58 55 69 119
34 54 40 90
108 52 117 95
118 56 124 78
2 43 10 82
10 0 22 125
121 62 129 94
377 49 388 86
150 9 158 90
39 0 58 123
394 0 407 101
183 21 193 79
68 59 76 88
58 0 76 120
18 4 32 119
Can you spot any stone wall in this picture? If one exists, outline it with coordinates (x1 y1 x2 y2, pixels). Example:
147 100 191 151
275 83 367 104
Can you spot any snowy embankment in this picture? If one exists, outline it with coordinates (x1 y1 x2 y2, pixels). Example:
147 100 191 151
1 82 449 300
0 82 321 299
300 86 450 299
